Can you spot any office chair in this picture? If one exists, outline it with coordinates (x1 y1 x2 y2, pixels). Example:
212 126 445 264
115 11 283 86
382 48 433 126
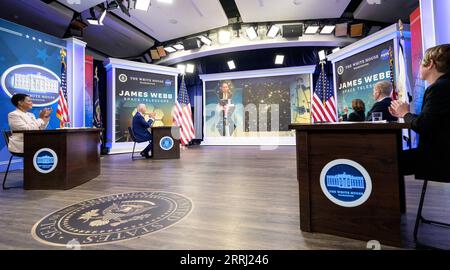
2 130 23 190
413 178 450 250
127 127 146 160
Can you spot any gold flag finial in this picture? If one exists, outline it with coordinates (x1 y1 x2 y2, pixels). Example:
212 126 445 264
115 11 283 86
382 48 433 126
398 19 404 31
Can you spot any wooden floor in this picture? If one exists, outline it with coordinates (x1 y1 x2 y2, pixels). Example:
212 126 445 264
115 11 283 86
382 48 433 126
1 146 449 250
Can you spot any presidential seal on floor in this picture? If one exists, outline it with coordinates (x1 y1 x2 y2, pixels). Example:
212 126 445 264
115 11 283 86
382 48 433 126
31 191 193 247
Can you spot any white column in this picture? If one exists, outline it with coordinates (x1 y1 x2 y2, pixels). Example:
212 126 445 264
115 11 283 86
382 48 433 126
420 0 450 50
65 37 86 127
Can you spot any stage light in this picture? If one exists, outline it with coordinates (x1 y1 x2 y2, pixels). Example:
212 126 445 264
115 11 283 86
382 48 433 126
177 64 186 74
246 26 258 40
135 0 151 11
150 49 160 60
267 25 280 38
200 35 212 46
320 25 335 34
164 46 176 53
305 25 320 34
275 55 284 65
156 46 166 57
218 30 231 44
186 64 195 73
350 23 364 37
173 44 184 50
117 0 131 16
332 47 340 53
335 22 348 37
107 1 119 11
87 8 106 26
318 50 326 61
227 60 236 70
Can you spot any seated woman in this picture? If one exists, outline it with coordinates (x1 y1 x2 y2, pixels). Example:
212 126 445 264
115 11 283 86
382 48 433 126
7 94 52 154
342 99 366 122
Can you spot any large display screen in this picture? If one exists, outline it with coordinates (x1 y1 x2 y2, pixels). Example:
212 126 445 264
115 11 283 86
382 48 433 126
335 40 395 117
114 68 175 142
204 74 311 138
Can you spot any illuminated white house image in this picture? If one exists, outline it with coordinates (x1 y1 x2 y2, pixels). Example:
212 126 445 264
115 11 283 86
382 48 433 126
13 73 59 93
326 172 365 189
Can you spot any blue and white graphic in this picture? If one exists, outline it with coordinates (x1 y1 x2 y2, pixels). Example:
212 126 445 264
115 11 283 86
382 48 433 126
1 64 60 106
159 136 174 151
320 159 372 207
33 148 58 174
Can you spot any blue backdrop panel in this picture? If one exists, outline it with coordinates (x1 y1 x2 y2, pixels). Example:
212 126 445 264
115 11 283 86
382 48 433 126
0 19 65 172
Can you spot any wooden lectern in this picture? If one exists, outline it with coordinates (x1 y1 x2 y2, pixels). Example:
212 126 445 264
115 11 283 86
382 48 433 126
151 126 180 160
289 122 410 247
21 128 102 190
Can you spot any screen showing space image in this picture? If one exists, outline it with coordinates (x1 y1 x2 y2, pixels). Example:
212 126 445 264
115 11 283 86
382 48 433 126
204 73 311 138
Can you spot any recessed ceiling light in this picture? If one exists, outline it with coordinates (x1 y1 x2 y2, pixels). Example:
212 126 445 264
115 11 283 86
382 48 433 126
173 44 184 50
320 25 336 34
135 0 151 11
218 30 231 44
246 26 258 40
200 36 212 46
177 64 186 74
267 25 280 38
305 25 320 34
227 60 236 70
186 64 195 73
164 46 176 53
318 50 326 61
275 55 284 65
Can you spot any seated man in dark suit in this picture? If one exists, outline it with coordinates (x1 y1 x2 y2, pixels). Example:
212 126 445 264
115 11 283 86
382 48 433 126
132 104 156 158
366 80 398 122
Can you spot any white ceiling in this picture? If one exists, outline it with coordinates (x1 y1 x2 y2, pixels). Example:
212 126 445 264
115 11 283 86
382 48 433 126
235 0 352 23
57 0 105 12
113 0 229 42
354 0 419 23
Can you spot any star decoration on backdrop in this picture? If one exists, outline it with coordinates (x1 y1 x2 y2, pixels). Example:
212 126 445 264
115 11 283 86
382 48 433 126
36 48 49 62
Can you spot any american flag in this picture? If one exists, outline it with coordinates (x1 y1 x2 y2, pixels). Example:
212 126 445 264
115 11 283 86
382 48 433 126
56 49 69 127
311 64 337 123
173 75 195 145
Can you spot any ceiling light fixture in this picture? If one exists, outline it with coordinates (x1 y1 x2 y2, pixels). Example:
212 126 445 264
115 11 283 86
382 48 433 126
173 44 184 50
199 35 212 46
135 0 151 11
246 26 258 40
275 55 284 65
177 64 186 74
305 25 320 34
320 25 335 34
332 47 340 53
87 8 106 25
218 30 231 44
318 50 326 61
186 64 195 73
227 60 236 70
267 25 280 38
164 46 176 53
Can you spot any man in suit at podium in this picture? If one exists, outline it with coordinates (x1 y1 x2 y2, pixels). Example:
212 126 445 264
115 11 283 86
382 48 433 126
366 80 397 122
132 104 155 158
8 94 52 153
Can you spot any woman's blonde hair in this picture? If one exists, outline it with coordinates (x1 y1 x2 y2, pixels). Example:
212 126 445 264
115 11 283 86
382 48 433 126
422 44 450 74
